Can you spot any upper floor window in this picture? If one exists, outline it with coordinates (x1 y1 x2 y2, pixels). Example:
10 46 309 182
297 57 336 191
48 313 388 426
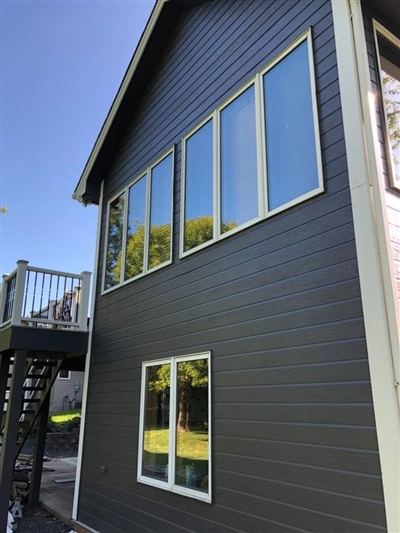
374 22 400 191
181 30 323 256
103 150 174 292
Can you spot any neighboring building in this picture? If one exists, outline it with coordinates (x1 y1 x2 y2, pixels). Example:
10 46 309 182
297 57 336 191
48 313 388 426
49 370 84 413
72 1 400 532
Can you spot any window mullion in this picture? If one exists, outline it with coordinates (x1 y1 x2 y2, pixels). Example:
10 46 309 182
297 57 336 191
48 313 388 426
255 74 267 218
169 357 177 490
213 109 220 239
144 171 151 274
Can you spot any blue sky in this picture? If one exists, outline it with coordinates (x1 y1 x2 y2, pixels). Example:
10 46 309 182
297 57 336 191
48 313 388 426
1 0 155 278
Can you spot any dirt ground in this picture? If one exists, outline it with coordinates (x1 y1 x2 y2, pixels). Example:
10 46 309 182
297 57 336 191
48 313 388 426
14 506 72 533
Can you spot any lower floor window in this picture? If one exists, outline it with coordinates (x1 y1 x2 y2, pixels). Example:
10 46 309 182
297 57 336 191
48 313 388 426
138 353 211 502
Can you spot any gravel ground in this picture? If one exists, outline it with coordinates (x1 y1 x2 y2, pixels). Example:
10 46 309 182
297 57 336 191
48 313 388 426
14 507 72 533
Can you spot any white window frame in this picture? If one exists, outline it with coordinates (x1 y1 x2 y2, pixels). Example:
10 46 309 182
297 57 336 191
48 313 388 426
373 20 400 192
58 370 71 380
137 352 212 503
102 147 175 294
180 28 324 258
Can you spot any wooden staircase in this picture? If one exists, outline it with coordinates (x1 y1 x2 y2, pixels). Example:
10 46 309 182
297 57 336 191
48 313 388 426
0 357 63 459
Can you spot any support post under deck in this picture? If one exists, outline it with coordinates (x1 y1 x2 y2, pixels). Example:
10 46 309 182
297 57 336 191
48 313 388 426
28 392 50 508
0 349 27 533
0 354 10 431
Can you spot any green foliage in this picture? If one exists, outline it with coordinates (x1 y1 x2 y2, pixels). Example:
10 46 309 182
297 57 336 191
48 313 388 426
383 74 400 151
184 216 214 252
105 195 125 287
149 223 171 269
47 416 80 433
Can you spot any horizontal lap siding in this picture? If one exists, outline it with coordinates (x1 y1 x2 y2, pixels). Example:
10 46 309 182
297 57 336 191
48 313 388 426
79 1 387 532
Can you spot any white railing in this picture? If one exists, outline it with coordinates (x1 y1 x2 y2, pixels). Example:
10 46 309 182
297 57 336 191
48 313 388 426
0 260 91 331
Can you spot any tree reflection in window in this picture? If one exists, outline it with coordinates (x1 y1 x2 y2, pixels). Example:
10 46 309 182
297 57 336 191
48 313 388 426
377 33 400 187
104 193 125 290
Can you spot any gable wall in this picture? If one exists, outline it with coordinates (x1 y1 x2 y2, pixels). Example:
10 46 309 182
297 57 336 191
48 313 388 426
78 1 387 531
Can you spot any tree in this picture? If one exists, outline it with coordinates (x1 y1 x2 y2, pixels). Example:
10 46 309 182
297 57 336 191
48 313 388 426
183 215 237 252
149 360 208 433
382 73 400 180
105 196 125 287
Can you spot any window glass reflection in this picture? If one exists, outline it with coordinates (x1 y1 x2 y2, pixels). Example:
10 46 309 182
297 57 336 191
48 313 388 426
264 41 319 210
184 120 214 252
220 85 258 233
104 193 125 290
125 176 146 280
175 359 209 494
142 364 170 481
149 155 173 269
378 34 400 186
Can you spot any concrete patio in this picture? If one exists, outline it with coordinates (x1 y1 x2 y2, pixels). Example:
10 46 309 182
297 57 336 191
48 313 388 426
39 457 77 526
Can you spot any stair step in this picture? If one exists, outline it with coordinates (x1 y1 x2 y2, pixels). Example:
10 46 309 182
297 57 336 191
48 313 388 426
22 386 46 391
4 397 40 403
30 360 59 367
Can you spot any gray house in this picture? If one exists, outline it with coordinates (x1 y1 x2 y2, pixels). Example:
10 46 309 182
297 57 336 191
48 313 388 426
72 0 400 532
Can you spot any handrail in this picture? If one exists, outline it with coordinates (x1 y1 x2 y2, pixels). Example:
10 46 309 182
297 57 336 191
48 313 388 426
0 260 91 331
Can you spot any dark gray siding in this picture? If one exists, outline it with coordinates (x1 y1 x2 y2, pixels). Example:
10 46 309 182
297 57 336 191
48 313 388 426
78 1 387 531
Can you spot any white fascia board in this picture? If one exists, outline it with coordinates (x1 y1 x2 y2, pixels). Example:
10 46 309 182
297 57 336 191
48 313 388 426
331 1 400 532
72 0 167 203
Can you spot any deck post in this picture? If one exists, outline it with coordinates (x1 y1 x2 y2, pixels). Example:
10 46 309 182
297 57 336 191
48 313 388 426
78 271 91 331
0 349 27 533
11 260 29 327
28 392 50 508
0 354 11 432
0 275 8 324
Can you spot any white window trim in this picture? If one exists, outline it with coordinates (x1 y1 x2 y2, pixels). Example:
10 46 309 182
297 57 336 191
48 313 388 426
180 28 324 259
102 147 175 295
137 352 212 503
58 371 71 380
372 20 400 192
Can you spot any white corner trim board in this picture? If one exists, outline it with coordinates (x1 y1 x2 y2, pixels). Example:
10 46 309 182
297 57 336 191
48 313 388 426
331 1 400 532
72 181 104 521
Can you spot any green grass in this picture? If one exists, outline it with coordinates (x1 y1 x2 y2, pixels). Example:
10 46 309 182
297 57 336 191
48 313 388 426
50 409 81 423
144 428 208 460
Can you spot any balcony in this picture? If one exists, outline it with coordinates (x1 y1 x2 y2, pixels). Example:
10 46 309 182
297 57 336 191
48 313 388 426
0 260 91 354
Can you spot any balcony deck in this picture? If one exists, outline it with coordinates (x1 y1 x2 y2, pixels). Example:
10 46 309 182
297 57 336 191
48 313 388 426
0 260 91 358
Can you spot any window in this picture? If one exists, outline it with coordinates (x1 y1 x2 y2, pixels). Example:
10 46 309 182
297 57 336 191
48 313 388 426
58 370 70 380
103 150 174 292
374 22 400 190
181 30 323 256
138 353 211 502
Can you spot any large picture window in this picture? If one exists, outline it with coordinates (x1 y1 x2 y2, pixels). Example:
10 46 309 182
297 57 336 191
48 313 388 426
103 150 174 292
181 29 323 256
374 22 400 191
138 353 211 502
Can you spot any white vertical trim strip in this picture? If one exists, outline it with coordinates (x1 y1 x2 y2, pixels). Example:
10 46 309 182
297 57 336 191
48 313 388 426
255 73 266 218
72 180 104 520
213 110 220 240
331 2 400 532
169 359 177 490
